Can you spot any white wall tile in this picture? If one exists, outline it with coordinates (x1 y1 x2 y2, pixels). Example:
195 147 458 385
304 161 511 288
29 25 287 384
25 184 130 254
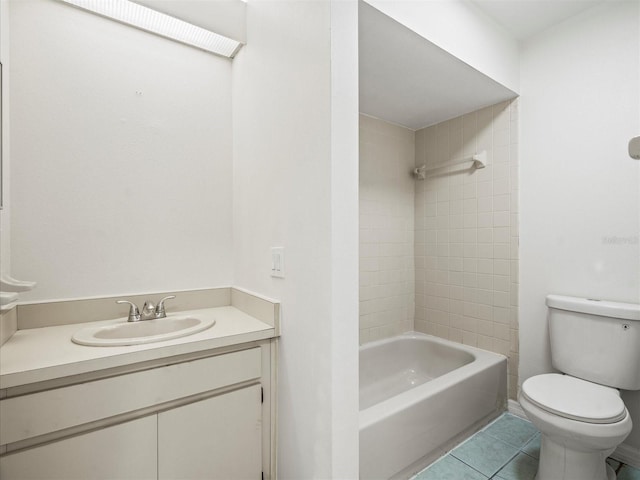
478 196 493 212
477 244 494 259
493 194 510 211
477 181 493 197
494 145 510 164
359 115 415 343
414 100 519 399
360 101 519 398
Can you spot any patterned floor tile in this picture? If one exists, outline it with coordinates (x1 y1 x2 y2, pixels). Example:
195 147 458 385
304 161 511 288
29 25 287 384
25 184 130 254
618 464 640 480
410 413 639 480
414 455 488 480
521 434 540 460
494 452 538 480
451 432 519 477
483 414 539 449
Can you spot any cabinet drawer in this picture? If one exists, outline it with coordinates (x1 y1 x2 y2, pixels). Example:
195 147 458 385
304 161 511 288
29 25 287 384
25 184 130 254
0 347 261 446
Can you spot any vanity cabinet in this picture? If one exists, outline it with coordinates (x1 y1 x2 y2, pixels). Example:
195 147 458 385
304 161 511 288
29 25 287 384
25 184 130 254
0 342 275 480
158 384 262 479
0 416 158 479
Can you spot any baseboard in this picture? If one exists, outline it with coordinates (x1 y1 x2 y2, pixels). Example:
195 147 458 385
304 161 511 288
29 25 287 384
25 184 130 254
612 443 640 469
507 399 527 419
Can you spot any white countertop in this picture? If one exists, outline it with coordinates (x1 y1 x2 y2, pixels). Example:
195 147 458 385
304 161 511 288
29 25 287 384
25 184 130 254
0 306 275 389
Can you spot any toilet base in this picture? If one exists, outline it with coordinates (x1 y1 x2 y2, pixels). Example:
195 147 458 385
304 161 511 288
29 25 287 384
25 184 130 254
535 434 616 480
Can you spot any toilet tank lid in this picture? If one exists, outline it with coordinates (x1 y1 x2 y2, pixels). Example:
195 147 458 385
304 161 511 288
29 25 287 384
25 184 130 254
546 295 640 321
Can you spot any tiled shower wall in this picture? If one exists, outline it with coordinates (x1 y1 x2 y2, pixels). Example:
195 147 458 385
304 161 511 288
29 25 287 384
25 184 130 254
358 102 520 398
414 100 520 399
359 115 415 344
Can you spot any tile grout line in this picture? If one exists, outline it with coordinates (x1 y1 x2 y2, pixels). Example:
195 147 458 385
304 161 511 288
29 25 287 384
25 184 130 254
449 431 522 479
450 455 491 479
412 412 640 480
489 449 522 480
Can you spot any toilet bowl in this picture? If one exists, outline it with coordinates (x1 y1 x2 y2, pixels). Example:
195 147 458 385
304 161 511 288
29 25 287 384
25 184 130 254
520 295 640 480
519 374 632 480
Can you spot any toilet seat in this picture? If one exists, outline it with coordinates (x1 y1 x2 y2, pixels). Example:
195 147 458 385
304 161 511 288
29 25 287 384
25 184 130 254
522 374 627 424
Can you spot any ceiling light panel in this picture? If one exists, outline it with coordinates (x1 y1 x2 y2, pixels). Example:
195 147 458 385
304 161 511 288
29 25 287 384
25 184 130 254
60 0 242 58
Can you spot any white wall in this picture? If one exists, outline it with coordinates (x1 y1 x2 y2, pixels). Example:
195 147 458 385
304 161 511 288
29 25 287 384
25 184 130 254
359 114 415 344
363 0 519 93
9 1 361 475
520 0 640 454
232 1 359 477
329 2 359 474
415 100 520 399
9 0 234 301
0 0 10 277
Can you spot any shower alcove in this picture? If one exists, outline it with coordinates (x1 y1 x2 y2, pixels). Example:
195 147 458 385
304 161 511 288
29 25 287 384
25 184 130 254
358 2 520 477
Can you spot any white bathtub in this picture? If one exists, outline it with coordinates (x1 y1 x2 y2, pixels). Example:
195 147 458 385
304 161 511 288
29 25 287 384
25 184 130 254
359 332 507 479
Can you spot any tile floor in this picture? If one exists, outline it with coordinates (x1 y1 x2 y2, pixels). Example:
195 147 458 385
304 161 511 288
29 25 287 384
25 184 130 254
412 413 640 480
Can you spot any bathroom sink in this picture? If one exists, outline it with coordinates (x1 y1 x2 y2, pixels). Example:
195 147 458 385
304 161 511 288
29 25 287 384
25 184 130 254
72 316 216 346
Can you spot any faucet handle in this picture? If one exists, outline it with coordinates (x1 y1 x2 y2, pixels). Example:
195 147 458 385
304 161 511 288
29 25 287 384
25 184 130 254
116 300 141 322
155 295 176 318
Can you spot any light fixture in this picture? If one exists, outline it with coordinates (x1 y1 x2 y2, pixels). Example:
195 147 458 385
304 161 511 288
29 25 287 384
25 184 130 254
59 0 243 58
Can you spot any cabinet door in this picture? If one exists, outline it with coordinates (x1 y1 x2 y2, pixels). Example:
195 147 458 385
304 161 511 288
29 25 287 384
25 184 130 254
158 384 262 480
0 415 157 480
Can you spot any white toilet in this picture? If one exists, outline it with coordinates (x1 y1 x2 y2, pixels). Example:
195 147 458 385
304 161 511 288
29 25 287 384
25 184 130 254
519 295 640 480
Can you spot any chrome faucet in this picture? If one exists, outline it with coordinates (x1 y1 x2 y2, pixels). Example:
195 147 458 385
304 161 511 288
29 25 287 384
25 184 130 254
155 295 175 318
116 295 176 322
116 300 140 322
140 300 157 320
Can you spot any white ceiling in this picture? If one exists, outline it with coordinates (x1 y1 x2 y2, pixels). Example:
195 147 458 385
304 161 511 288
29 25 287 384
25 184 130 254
470 0 604 40
359 2 517 130
358 0 605 130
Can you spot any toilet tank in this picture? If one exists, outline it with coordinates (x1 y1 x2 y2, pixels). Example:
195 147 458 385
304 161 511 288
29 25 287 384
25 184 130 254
547 295 640 391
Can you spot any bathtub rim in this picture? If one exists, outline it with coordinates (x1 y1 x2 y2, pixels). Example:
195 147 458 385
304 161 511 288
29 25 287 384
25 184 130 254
359 331 507 430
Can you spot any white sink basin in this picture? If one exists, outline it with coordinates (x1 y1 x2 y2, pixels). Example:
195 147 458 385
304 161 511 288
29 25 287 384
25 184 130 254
72 316 216 346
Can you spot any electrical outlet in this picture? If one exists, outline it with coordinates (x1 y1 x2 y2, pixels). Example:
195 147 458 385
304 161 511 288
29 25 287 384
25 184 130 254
271 247 285 278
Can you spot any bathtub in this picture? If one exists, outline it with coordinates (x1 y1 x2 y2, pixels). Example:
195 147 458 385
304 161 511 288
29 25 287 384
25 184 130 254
359 332 507 479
